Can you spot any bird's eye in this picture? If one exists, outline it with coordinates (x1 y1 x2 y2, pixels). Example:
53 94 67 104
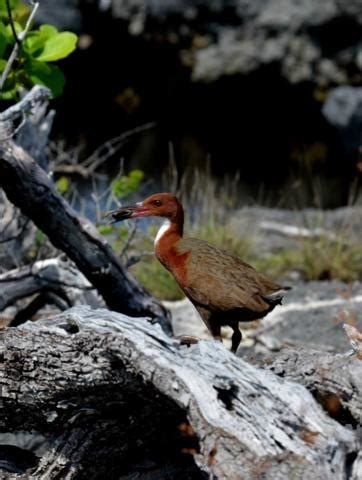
153 199 162 207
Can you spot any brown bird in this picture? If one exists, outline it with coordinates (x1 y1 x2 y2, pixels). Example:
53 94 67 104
106 193 290 353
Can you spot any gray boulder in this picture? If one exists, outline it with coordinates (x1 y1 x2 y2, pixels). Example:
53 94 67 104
322 86 362 152
108 0 362 85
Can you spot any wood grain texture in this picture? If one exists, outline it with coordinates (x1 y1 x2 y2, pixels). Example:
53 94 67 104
1 306 360 479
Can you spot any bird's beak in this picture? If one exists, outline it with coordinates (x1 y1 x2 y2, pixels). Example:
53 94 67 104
103 203 150 223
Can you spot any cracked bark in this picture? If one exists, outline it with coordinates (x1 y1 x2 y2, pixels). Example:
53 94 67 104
1 306 361 479
267 347 362 426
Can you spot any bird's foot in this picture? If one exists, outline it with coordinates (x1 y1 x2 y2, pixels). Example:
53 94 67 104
174 334 200 348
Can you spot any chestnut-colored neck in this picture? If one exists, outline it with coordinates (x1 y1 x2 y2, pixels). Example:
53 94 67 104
154 203 190 283
154 203 184 257
169 202 184 237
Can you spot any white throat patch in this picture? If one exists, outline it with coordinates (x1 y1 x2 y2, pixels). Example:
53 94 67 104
154 219 171 246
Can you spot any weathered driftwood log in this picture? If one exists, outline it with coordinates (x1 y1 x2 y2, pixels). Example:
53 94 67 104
0 86 54 271
1 306 360 479
0 85 55 169
267 347 362 425
0 105 170 331
0 257 104 326
0 258 92 311
0 189 36 272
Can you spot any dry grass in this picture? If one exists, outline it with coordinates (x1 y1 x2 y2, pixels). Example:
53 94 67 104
255 234 362 282
104 158 362 299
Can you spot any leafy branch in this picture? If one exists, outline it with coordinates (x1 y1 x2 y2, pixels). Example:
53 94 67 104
0 0 78 99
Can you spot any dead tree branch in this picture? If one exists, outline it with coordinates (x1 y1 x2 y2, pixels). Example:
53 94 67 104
0 306 360 479
0 257 100 327
0 123 170 332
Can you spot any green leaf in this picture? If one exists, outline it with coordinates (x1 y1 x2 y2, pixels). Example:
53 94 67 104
111 169 144 199
117 225 129 239
0 58 6 72
0 0 18 14
38 24 58 37
0 82 19 100
35 31 78 62
98 225 114 235
5 21 22 38
35 229 45 247
0 21 8 57
0 1 28 25
24 59 65 97
56 176 70 194
23 24 58 55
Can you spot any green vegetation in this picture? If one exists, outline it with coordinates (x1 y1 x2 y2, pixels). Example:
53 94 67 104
99 165 362 301
127 224 183 300
55 175 70 194
131 256 184 301
128 211 362 300
255 235 362 282
111 169 144 199
0 0 78 99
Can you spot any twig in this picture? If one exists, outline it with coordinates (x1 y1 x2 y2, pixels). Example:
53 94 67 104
125 251 152 268
0 1 40 92
82 122 156 172
52 164 91 179
120 221 138 259
5 0 20 46
0 217 30 244
0 85 51 122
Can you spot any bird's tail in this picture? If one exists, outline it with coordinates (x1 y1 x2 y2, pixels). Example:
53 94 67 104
263 286 291 305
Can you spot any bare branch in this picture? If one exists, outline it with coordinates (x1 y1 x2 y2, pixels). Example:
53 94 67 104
82 122 156 172
120 220 138 258
0 257 93 311
5 0 20 46
0 136 171 331
0 217 30 244
0 85 51 123
0 2 40 92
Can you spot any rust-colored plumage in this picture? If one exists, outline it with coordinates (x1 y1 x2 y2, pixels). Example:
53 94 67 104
106 192 290 353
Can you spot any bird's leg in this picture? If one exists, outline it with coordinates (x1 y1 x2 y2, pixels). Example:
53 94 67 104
208 318 222 343
195 307 223 345
231 324 242 353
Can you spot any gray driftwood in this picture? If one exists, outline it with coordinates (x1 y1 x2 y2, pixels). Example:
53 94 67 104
267 347 362 425
1 306 361 479
0 257 104 326
0 87 54 271
0 87 170 332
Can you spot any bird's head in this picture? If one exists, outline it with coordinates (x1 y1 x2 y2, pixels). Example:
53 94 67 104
104 192 182 223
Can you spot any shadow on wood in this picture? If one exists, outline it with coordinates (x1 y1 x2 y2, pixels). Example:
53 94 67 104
1 306 360 479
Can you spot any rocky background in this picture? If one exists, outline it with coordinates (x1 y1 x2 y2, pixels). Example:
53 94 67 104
1 3 362 478
33 0 362 207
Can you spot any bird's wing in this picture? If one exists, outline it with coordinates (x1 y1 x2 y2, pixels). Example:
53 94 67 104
177 238 280 313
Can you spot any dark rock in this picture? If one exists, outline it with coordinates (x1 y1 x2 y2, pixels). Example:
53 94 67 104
31 1 361 200
0 444 39 474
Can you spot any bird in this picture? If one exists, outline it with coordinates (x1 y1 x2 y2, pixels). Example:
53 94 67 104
105 192 290 353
